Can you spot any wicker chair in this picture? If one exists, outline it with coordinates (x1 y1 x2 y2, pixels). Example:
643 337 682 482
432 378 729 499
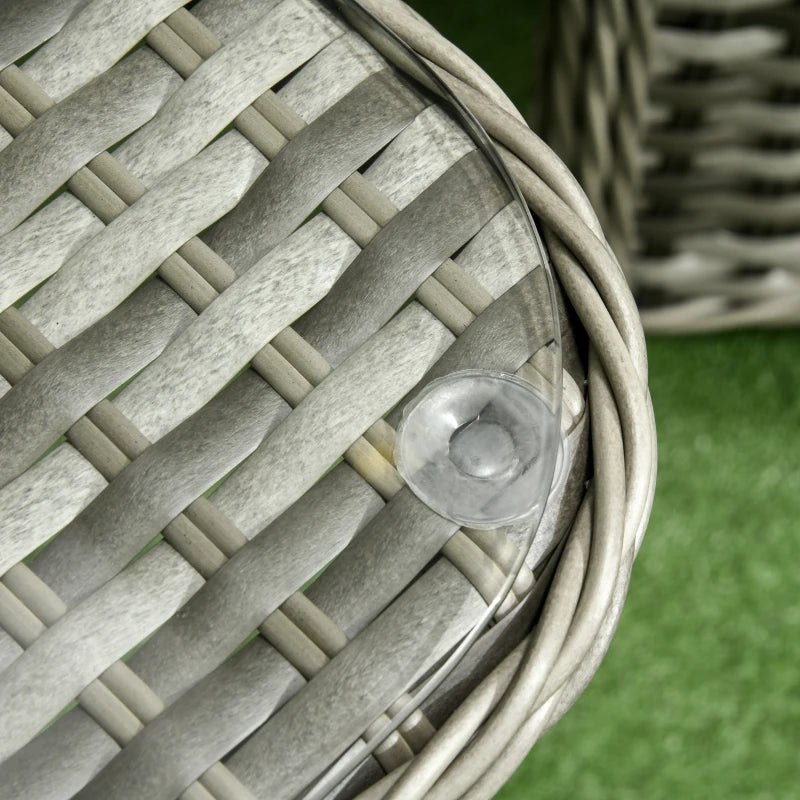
0 0 655 798
542 0 800 332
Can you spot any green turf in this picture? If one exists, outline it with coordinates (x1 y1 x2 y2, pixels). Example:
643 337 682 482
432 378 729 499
499 332 800 800
406 3 800 797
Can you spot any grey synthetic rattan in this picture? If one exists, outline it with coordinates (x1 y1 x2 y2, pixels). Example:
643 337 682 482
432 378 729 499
543 0 800 331
0 1 656 798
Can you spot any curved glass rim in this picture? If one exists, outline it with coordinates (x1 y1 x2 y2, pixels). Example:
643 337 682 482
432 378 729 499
301 3 564 797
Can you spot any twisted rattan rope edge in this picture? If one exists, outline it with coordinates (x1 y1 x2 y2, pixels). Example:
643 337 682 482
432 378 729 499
349 1 656 798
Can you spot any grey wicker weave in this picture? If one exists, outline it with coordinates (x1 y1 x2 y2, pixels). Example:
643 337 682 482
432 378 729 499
543 0 800 332
0 0 656 798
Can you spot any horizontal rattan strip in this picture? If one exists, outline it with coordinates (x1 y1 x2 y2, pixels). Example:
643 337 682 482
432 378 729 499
226 560 485 800
113 0 342 183
295 150 509 366
0 0 84 71
0 544 203 760
0 195 102 312
128 463 383 704
21 0 189 102
113 215 357 441
0 281 193 487
29 370 288 606
0 50 180 235
207 69 425 273
22 133 265 347
213 302 452 536
0 707 118 800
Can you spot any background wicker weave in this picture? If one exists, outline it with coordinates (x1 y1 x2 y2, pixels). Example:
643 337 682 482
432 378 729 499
542 0 800 332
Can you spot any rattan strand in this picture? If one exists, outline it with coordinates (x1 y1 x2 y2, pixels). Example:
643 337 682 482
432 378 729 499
0 1 655 799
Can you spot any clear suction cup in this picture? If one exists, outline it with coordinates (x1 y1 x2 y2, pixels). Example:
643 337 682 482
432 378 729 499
396 370 560 529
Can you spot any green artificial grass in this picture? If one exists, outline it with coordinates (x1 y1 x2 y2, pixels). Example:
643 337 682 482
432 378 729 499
499 332 800 800
406 2 800 797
